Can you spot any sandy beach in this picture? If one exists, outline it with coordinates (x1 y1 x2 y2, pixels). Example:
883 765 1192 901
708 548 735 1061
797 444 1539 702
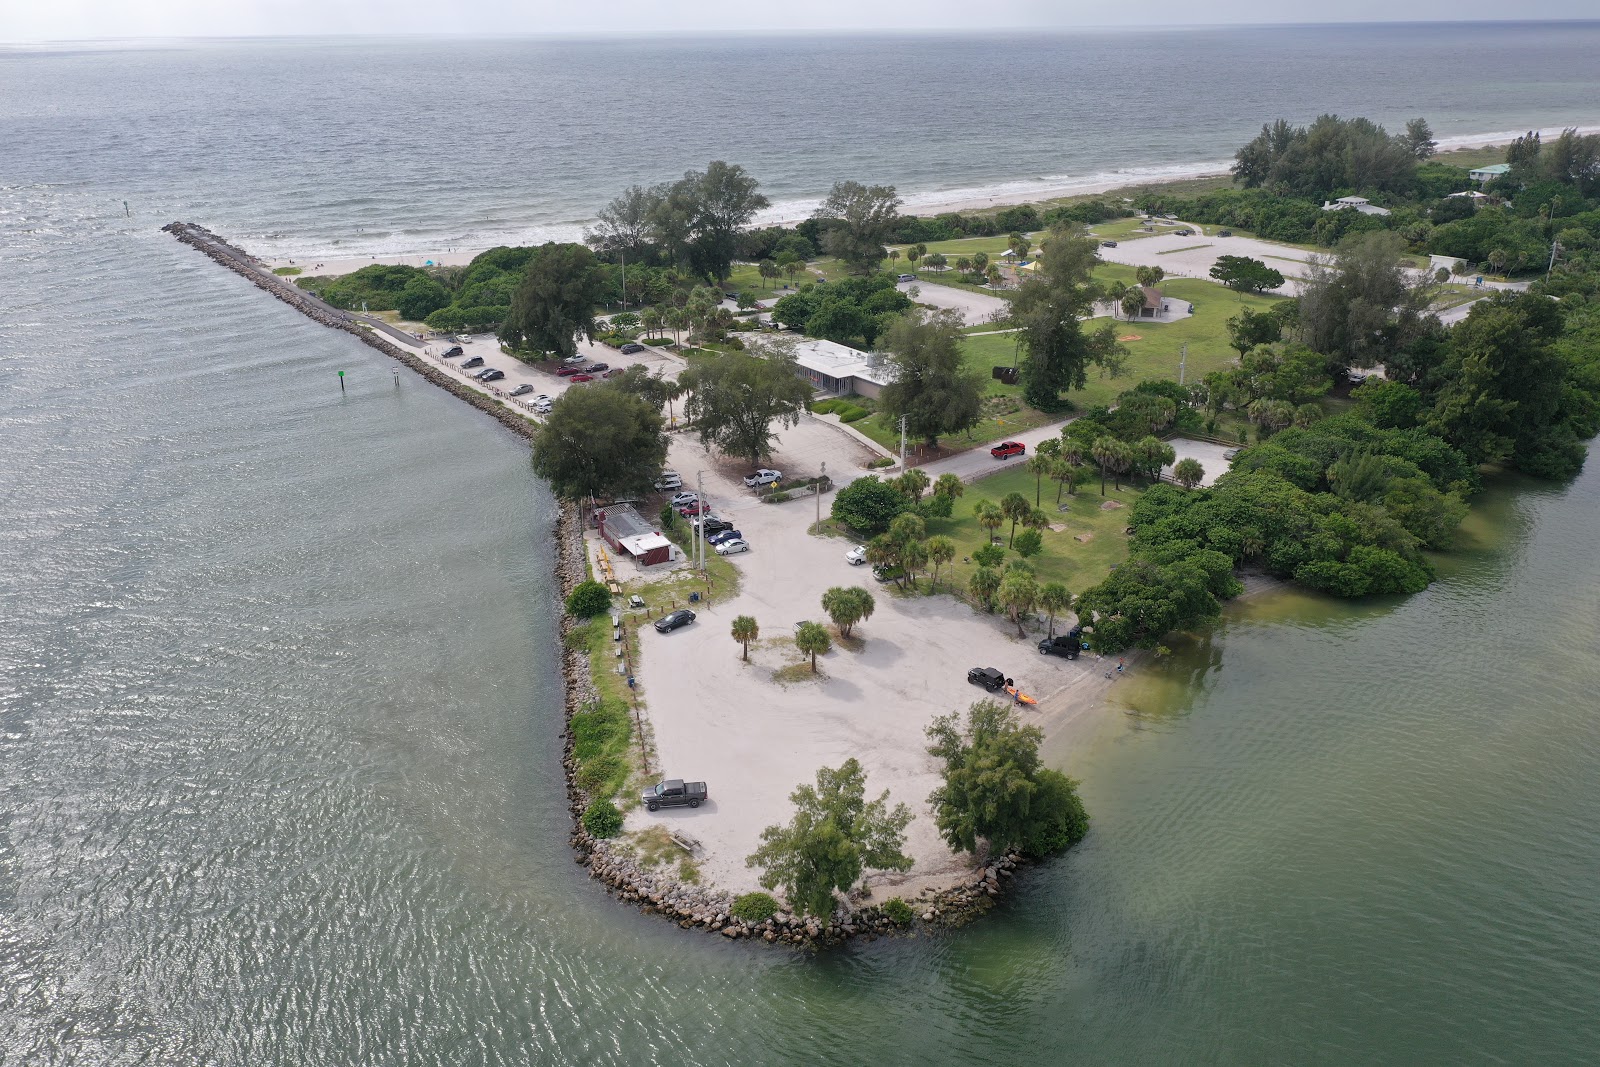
261 123 1599 277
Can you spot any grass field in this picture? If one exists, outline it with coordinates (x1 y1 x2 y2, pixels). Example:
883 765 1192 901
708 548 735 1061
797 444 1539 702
920 465 1144 602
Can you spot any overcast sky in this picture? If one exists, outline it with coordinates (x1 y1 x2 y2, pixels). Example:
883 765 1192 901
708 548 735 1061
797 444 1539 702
3 0 1595 41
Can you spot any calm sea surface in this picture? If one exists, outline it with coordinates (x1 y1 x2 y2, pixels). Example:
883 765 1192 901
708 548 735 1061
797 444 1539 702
4 27 1600 1065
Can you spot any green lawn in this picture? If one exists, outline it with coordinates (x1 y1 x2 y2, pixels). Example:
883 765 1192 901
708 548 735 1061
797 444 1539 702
888 232 1043 259
849 391 1055 456
920 466 1144 602
1084 216 1175 242
1064 269 1281 407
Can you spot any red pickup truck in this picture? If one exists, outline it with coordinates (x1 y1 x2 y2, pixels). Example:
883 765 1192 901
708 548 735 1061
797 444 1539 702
991 441 1026 459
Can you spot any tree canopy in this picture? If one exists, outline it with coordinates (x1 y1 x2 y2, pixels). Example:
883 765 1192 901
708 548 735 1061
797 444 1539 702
531 384 668 501
500 242 608 356
680 348 813 467
814 181 903 274
746 758 913 918
877 308 985 447
926 701 1090 856
1210 255 1285 293
1012 225 1127 409
586 161 768 281
831 476 911 535
1232 114 1420 200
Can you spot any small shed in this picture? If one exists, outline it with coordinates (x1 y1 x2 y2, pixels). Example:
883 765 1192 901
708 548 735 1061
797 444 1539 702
596 504 675 567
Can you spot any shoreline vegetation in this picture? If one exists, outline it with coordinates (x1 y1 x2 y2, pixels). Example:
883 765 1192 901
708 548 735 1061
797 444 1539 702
179 110 1600 945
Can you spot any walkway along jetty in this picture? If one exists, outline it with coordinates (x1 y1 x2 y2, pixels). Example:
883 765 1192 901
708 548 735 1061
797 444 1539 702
165 221 1031 947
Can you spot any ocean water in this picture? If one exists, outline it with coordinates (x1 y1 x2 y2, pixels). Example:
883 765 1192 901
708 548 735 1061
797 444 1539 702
5 23 1600 257
4 26 1600 1065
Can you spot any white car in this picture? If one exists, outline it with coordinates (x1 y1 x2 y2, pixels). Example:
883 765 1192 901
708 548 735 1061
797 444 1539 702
562 353 587 365
655 476 683 491
714 538 750 555
845 546 868 566
743 468 782 488
669 491 700 507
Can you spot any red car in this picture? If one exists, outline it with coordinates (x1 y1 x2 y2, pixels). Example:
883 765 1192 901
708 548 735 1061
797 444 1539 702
556 367 582 377
678 502 710 517
991 441 1026 459
569 374 595 383
602 368 623 379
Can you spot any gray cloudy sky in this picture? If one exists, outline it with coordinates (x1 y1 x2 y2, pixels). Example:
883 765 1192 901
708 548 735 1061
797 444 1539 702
2 0 1594 40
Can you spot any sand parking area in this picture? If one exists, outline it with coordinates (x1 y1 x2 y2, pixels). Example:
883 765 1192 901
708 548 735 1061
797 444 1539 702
623 423 1111 896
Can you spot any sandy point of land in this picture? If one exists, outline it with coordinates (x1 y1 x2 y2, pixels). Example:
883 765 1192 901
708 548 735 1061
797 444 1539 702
624 428 1115 898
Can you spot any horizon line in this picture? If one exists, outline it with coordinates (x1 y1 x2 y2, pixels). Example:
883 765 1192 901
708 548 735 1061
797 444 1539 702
7 18 1600 46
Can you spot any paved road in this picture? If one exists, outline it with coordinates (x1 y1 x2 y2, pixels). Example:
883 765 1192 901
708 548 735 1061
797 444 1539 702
898 277 1010 325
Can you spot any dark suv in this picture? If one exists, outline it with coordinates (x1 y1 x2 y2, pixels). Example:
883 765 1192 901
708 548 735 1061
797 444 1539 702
441 345 464 358
1038 629 1083 659
967 666 1006 691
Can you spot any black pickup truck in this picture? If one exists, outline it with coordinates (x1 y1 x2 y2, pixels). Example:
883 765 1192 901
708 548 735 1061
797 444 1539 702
642 779 708 812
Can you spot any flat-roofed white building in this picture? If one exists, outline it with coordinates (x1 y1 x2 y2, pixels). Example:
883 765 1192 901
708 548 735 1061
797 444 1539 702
786 337 894 400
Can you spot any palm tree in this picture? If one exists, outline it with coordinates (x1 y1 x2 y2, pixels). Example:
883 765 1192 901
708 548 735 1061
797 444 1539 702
901 539 929 589
1060 437 1085 470
1039 583 1071 638
1134 265 1165 288
795 621 831 672
985 264 1004 289
1107 440 1135 490
757 259 780 291
640 305 663 339
908 243 926 270
933 473 965 501
923 252 948 272
971 252 989 274
664 307 686 347
1050 456 1076 503
999 570 1039 639
927 535 956 589
953 256 972 274
895 467 930 503
1000 492 1031 546
969 566 1001 613
1121 286 1146 321
1173 457 1205 489
731 615 759 661
821 586 875 638
1091 436 1119 495
1026 454 1052 506
973 500 1004 545
888 249 901 268
1106 281 1128 319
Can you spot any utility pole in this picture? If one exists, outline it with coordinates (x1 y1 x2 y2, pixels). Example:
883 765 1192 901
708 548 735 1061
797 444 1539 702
695 469 705 571
1178 342 1188 386
1547 240 1561 281
814 461 826 534
899 414 908 470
